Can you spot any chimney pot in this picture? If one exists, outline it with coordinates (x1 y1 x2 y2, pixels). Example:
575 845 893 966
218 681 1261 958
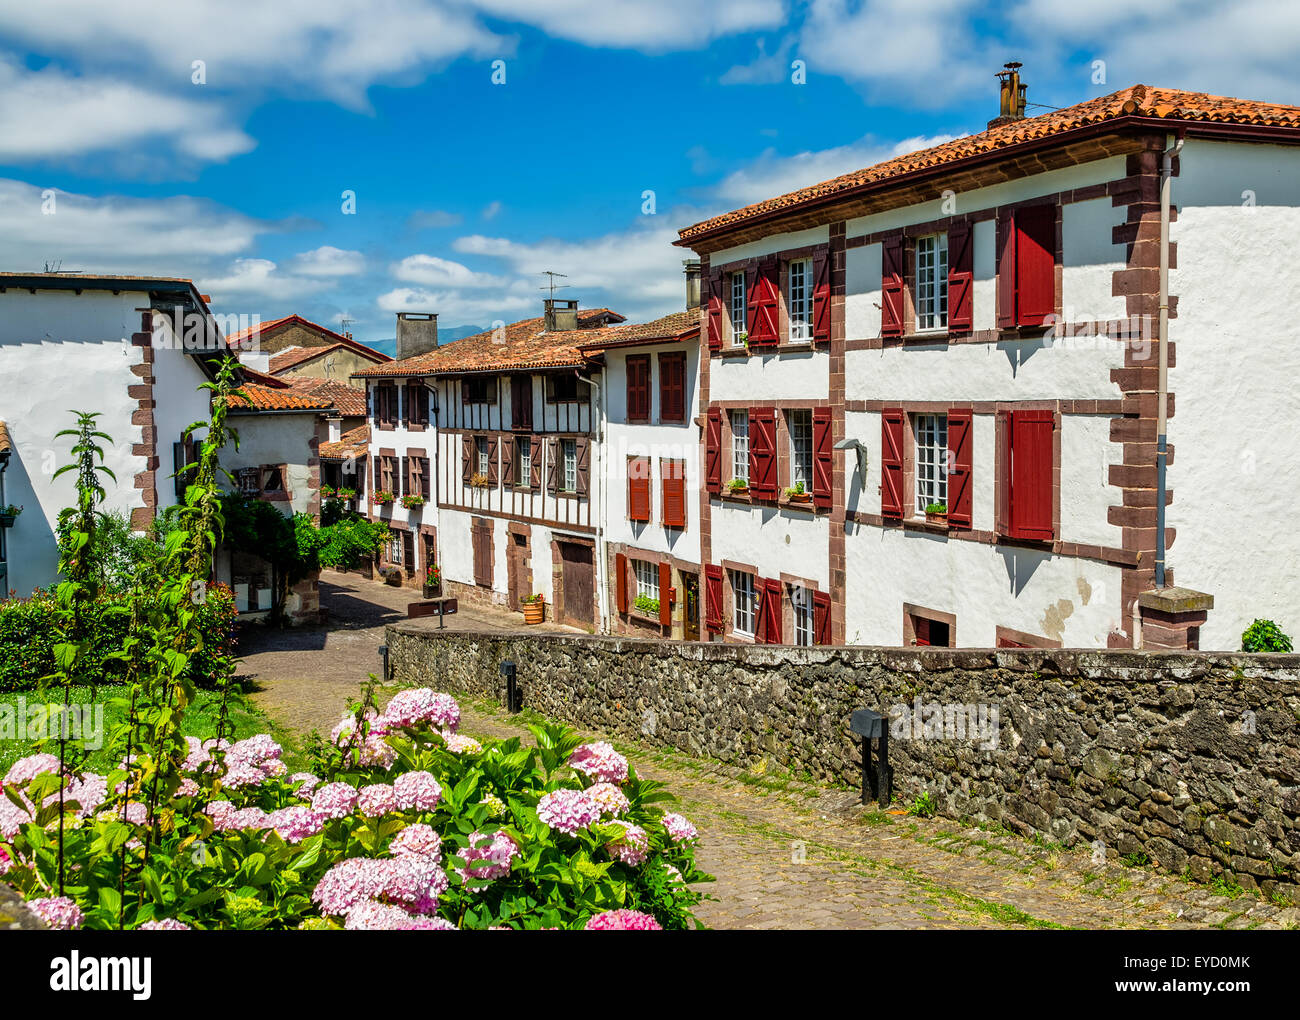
683 259 702 311
988 61 1027 130
396 312 439 361
544 298 579 332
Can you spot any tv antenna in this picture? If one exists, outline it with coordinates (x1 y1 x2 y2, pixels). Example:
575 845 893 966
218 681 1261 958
539 271 569 299
339 314 355 336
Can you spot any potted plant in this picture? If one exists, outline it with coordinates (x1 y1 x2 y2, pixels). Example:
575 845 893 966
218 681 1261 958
633 594 660 617
0 504 21 527
423 564 442 599
520 592 545 625
401 494 425 510
320 484 336 499
336 486 357 501
784 481 812 504
726 477 748 495
925 502 948 525
372 489 395 506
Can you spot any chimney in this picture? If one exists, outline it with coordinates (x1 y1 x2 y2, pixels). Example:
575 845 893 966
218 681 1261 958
544 298 579 332
396 312 438 360
683 259 702 311
988 62 1028 130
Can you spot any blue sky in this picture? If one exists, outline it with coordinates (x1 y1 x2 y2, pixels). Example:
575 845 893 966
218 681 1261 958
1 0 1296 343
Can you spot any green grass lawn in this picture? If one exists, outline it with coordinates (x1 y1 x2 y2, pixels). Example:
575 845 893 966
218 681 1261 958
0 684 299 778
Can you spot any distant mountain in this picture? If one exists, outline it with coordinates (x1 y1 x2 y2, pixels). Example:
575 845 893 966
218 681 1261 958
366 325 485 359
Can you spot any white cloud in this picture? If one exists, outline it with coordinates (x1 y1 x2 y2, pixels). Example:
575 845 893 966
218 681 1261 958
712 133 959 206
407 208 463 230
200 257 334 303
377 285 538 324
0 56 253 164
481 200 503 221
719 35 797 85
289 245 365 277
390 253 506 288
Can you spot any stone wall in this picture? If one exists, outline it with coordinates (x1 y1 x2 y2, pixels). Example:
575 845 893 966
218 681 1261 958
387 624 1300 899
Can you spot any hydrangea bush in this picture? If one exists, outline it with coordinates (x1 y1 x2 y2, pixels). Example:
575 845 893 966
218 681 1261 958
0 688 711 930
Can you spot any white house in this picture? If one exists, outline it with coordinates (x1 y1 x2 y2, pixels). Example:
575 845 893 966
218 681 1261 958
675 73 1300 651
0 274 224 596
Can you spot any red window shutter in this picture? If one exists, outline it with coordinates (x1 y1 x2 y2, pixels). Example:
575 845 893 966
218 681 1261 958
628 457 650 522
760 578 783 644
813 590 831 645
995 410 1011 536
749 407 777 499
881 408 905 518
575 437 591 496
996 212 1017 328
529 435 543 489
400 456 409 497
881 236 905 337
704 564 724 634
662 460 686 528
461 435 472 483
502 443 516 487
812 407 833 510
421 458 431 499
658 352 686 423
948 223 973 332
705 408 722 495
707 270 724 351
658 561 673 628
1009 409 1055 541
747 258 779 347
511 375 533 429
615 553 628 614
1015 205 1056 326
486 436 499 486
374 454 383 495
947 408 973 528
627 355 651 422
812 249 831 343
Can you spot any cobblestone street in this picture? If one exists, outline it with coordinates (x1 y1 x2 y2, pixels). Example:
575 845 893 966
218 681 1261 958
238 571 1299 931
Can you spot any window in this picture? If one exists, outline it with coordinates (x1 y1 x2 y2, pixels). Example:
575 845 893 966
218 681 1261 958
788 409 812 489
562 439 577 493
791 585 814 647
261 465 285 494
633 560 659 602
476 436 490 477
916 233 948 331
731 410 749 484
515 437 531 483
388 534 403 565
548 375 588 403
730 570 756 635
788 258 813 341
658 351 686 423
914 414 948 514
405 383 429 426
464 378 492 404
626 355 651 422
730 271 747 343
510 375 533 429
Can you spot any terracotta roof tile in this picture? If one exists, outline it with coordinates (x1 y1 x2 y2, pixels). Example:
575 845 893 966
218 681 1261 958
286 378 367 416
678 84 1300 243
577 310 700 352
353 308 627 378
227 314 391 363
227 383 336 412
321 424 370 460
0 420 10 457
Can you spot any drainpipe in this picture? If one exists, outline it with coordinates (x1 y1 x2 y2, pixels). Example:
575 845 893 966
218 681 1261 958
576 369 608 630
1155 132 1184 591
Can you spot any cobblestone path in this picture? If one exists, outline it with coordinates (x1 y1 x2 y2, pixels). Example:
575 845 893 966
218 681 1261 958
240 572 1299 931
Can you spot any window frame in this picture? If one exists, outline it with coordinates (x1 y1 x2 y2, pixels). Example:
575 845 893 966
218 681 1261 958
791 585 814 647
633 559 659 602
463 377 493 405
730 409 749 485
730 570 757 636
913 413 948 514
787 409 813 490
515 436 531 486
729 270 747 344
787 257 814 342
476 436 490 477
561 438 578 493
915 232 949 333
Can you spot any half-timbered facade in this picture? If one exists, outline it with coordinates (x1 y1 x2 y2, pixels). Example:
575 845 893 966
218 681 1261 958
678 77 1300 651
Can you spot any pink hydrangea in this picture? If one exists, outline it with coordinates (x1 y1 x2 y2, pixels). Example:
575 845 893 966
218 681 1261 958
0 844 12 875
0 797 30 838
458 830 519 882
584 909 662 931
567 742 629 784
330 711 395 767
378 689 461 733
228 807 269 831
586 782 630 817
4 753 60 787
204 800 236 828
358 734 397 768
442 733 482 755
28 896 84 930
390 824 442 860
122 802 149 825
174 777 199 798
57 772 108 817
289 772 320 797
266 806 323 843
227 734 281 768
313 858 383 916
312 782 359 820
182 736 209 772
374 855 449 910
536 789 600 835
392 771 442 812
357 783 397 817
330 709 378 747
343 900 454 931
661 812 697 843
604 820 649 866
139 918 191 930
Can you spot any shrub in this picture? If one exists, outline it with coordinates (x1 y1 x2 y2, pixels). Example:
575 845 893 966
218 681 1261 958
1241 619 1293 653
317 516 389 570
0 689 712 930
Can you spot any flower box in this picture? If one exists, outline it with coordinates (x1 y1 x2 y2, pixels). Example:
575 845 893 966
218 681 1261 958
0 505 21 527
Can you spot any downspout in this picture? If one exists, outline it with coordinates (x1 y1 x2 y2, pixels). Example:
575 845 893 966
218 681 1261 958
1155 132 1184 591
576 369 608 630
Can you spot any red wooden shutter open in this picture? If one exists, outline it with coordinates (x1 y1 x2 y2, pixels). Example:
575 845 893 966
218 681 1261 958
747 259 779 347
813 590 831 645
1015 205 1056 326
948 223 973 332
628 456 650 522
575 438 591 496
615 553 628 614
760 578 783 644
400 456 409 497
486 436 499 486
528 435 542 489
420 458 431 499
1010 410 1055 540
881 236 905 337
627 355 651 422
662 460 686 528
707 270 724 351
502 443 516 487
812 249 831 343
749 407 777 499
373 455 383 496
659 561 673 628
881 408 905 518
546 438 559 494
996 212 1017 328
705 408 722 495
704 564 724 634
461 435 472 483
812 407 833 510
659 352 686 423
995 410 1011 536
947 408 973 529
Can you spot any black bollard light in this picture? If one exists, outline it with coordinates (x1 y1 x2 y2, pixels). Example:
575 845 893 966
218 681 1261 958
849 708 892 808
500 660 521 714
378 644 389 683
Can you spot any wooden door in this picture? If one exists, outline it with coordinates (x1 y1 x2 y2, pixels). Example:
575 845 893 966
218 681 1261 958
507 531 528 607
558 541 594 626
682 573 700 641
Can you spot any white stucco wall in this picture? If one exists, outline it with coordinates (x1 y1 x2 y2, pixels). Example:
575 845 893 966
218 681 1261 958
1167 138 1300 648
710 501 830 589
710 348 827 403
710 224 831 266
223 412 319 516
